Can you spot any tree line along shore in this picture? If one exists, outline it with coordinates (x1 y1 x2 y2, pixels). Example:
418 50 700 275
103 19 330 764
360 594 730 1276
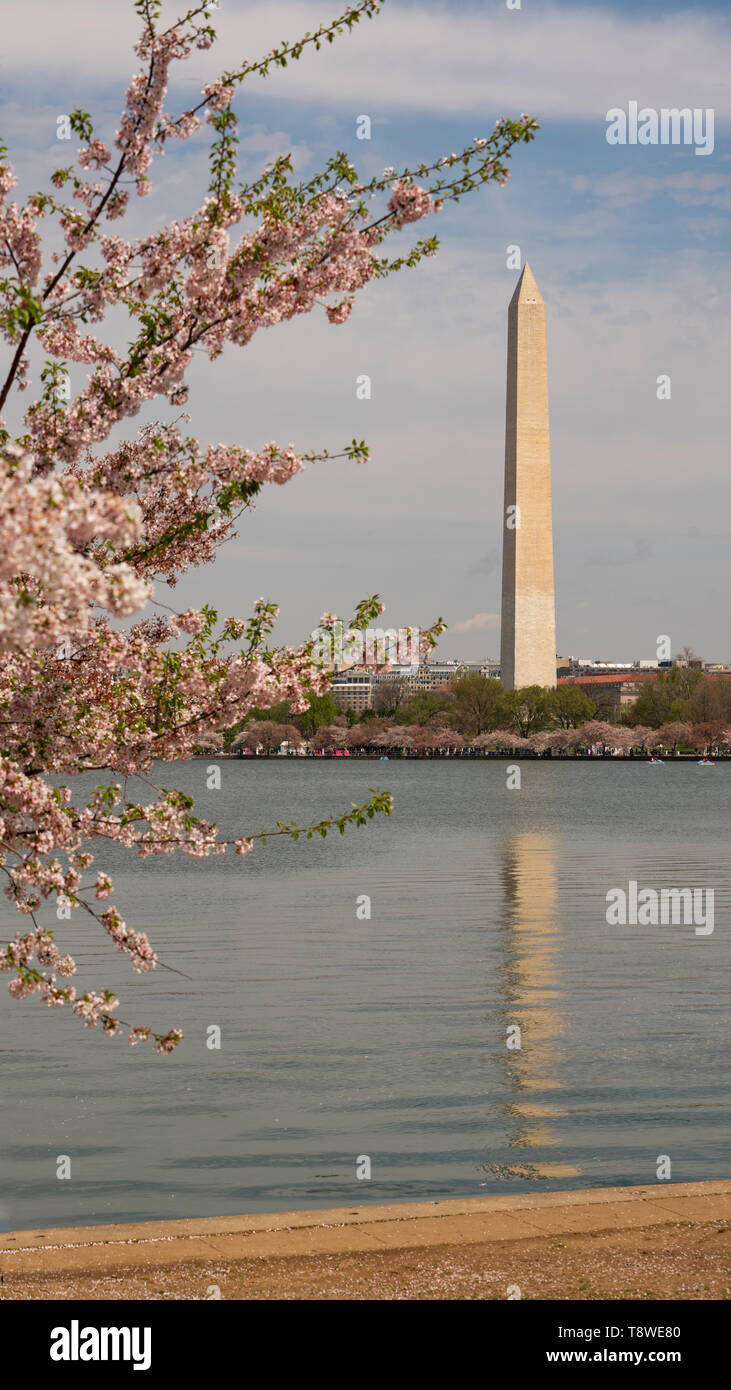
194 669 731 758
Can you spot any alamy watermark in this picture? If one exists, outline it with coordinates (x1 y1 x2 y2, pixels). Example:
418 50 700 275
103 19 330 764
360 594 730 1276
606 881 714 936
50 1321 151 1371
311 620 420 670
605 102 714 156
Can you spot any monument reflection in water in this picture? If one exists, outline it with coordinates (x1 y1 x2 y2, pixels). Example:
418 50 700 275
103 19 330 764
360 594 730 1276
489 830 580 1181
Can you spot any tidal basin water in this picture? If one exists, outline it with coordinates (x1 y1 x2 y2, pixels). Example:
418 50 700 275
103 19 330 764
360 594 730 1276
1 759 729 1231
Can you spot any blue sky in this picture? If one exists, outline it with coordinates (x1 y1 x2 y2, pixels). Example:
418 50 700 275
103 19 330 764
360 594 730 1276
1 0 729 661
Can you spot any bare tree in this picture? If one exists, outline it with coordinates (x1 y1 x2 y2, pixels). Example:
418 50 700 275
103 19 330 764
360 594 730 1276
373 678 411 713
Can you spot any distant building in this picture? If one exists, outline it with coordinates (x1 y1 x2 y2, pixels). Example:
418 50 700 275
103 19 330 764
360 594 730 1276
402 660 480 691
558 669 731 710
330 669 373 712
373 659 499 694
333 655 728 710
331 657 500 709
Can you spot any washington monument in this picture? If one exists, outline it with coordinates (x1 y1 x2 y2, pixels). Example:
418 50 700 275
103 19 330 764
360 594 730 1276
500 263 557 690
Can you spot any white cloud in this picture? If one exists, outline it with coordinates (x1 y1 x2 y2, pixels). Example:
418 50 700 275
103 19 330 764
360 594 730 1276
571 169 731 210
452 612 500 632
2 1 730 120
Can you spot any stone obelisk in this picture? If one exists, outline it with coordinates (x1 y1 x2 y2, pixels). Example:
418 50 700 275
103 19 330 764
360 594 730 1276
500 264 556 690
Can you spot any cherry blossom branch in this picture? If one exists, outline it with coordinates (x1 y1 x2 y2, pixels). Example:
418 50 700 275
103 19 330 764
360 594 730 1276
0 0 537 1051
163 0 383 136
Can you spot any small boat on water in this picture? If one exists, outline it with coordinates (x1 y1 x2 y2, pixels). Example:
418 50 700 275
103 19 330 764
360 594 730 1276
649 757 664 764
697 758 714 766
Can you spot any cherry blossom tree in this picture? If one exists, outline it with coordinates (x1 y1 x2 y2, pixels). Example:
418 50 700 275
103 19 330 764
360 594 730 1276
602 727 635 755
470 731 499 753
568 721 618 754
473 729 529 753
0 0 536 1049
432 729 465 756
233 719 292 754
345 718 388 751
655 721 692 754
411 726 436 755
624 724 652 753
689 721 727 755
375 725 414 753
528 728 570 755
640 728 666 753
278 724 306 752
311 724 347 751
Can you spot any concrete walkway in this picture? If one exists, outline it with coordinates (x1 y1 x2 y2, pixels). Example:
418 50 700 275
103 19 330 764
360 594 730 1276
1 1180 729 1278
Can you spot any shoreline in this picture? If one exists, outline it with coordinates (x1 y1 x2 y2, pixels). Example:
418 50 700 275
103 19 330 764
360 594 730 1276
191 753 730 761
2 1181 729 1300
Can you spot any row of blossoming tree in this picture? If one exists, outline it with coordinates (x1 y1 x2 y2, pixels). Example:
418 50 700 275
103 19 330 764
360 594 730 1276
0 0 537 1048
218 719 730 757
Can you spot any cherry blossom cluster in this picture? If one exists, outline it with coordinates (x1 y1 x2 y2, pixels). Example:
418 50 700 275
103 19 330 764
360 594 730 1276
0 445 149 651
0 195 42 288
